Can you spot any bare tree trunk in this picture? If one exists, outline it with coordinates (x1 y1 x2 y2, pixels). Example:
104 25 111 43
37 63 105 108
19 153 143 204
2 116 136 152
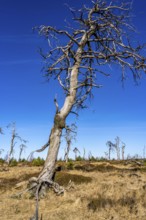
38 125 63 181
115 137 120 160
18 149 22 162
31 31 92 194
64 144 70 163
7 126 15 164
33 64 81 193
121 143 126 160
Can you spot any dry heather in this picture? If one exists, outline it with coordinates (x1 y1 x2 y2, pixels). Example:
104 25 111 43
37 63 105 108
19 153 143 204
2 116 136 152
1 161 146 220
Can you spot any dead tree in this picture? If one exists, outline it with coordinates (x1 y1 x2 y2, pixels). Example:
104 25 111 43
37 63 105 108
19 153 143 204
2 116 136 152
7 123 26 164
73 147 80 160
115 136 120 160
121 142 126 160
64 124 77 163
83 148 86 160
104 151 109 160
29 0 146 198
106 141 115 160
19 143 27 161
7 123 17 164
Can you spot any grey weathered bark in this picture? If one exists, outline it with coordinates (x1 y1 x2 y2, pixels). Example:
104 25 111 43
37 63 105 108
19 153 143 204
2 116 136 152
32 24 97 192
29 0 146 198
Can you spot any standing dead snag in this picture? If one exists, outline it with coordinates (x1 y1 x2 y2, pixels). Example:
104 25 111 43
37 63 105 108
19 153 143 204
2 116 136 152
6 122 27 164
106 141 115 160
73 147 80 160
7 122 18 164
29 0 146 196
19 143 27 161
121 142 126 160
115 136 120 160
64 124 77 163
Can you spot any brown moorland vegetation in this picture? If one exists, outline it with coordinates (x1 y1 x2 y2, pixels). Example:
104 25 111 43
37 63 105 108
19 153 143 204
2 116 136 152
1 160 146 219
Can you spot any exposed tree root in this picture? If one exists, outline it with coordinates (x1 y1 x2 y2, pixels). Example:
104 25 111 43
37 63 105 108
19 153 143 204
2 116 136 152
28 176 64 197
10 169 76 219
28 176 64 220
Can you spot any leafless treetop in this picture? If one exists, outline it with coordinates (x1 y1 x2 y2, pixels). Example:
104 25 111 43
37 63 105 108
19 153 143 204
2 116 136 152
37 0 146 110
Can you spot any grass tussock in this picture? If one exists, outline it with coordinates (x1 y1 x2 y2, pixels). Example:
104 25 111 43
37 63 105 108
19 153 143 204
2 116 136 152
0 170 92 191
88 193 136 212
55 172 92 186
75 163 118 172
0 172 39 191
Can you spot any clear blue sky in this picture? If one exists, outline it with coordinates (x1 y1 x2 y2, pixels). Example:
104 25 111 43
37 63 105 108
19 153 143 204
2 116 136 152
0 0 146 160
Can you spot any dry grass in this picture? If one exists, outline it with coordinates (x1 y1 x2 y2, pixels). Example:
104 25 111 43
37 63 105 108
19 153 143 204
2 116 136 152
1 162 146 219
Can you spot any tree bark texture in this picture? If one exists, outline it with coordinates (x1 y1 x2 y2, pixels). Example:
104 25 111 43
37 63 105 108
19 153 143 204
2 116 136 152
36 31 91 190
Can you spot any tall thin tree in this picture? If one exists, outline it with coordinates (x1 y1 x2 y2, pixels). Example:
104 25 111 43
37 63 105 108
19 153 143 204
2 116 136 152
19 143 27 161
106 141 115 160
115 136 120 160
121 142 126 160
7 123 26 164
64 124 77 163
